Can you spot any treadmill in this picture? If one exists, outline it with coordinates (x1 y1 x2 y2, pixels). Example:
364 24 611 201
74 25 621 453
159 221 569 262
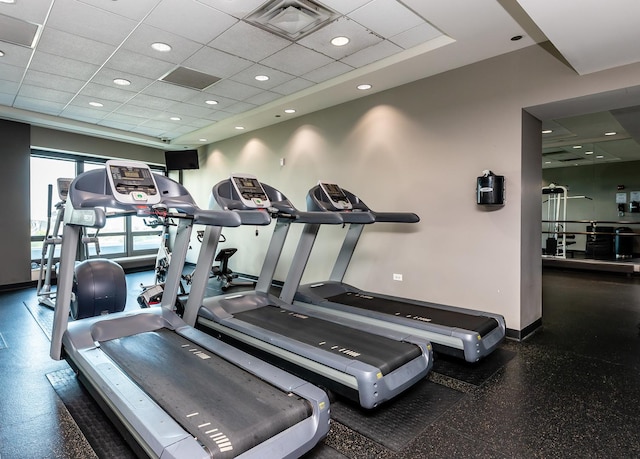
280 182 506 363
50 160 330 459
183 174 432 409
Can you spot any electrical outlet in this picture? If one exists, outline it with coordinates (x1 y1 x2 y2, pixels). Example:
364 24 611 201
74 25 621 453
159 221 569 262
393 273 403 281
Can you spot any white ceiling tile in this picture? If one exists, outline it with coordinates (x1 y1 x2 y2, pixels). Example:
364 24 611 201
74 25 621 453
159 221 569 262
166 102 215 118
303 61 354 83
13 96 66 115
59 106 105 123
106 49 176 80
317 0 372 15
229 64 295 90
0 41 34 68
77 83 134 104
224 101 257 114
297 17 383 60
37 28 114 66
30 51 100 81
183 46 253 79
0 79 19 95
245 91 282 106
120 24 204 65
184 92 238 110
204 79 263 101
18 84 75 104
0 93 16 105
77 0 161 21
390 22 443 50
271 77 314 96
349 0 424 38
103 112 148 126
341 39 402 67
90 68 155 93
142 81 203 102
128 94 179 111
0 0 53 24
47 0 137 46
260 44 334 76
139 118 190 131
98 119 140 131
23 70 86 93
196 0 266 19
0 62 26 82
185 118 216 129
144 0 237 45
68 93 120 112
129 125 167 137
208 21 291 62
201 110 233 122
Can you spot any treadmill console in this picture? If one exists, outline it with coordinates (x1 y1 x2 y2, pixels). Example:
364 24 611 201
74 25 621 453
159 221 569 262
57 178 73 201
319 182 352 210
105 160 161 205
230 173 271 208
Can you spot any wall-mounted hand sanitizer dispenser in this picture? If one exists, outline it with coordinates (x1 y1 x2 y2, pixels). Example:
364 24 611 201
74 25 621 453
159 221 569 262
477 170 505 206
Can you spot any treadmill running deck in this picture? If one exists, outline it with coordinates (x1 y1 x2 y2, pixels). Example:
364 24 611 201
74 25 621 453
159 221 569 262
326 292 499 337
235 306 422 375
100 329 311 458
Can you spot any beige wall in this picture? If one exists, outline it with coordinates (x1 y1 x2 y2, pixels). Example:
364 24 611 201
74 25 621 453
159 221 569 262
184 44 640 333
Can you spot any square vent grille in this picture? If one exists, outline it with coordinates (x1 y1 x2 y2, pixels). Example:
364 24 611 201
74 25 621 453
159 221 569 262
0 13 40 48
246 0 339 41
160 66 221 90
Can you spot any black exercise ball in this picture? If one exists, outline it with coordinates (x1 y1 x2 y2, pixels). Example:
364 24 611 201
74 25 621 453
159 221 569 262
71 259 127 319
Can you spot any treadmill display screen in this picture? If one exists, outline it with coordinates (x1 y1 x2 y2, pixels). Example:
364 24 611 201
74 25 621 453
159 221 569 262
233 176 268 201
319 182 352 209
108 165 158 197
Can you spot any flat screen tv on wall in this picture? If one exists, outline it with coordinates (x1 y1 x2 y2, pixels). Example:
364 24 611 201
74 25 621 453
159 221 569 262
165 149 199 171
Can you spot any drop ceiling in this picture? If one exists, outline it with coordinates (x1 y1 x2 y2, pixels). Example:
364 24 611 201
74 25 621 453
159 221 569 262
0 0 639 151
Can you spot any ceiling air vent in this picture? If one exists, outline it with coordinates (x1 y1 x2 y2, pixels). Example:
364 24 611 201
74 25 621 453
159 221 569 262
160 66 221 90
246 0 339 41
0 13 40 48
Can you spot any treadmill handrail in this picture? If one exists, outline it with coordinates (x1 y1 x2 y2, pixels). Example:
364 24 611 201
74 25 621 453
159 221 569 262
306 185 419 224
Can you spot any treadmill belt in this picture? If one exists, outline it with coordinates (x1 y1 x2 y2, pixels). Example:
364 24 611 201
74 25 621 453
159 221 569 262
100 329 311 458
235 306 422 375
326 292 498 337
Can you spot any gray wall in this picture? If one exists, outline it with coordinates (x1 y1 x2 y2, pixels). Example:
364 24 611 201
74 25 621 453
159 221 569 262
0 124 164 288
184 44 640 334
1 120 31 286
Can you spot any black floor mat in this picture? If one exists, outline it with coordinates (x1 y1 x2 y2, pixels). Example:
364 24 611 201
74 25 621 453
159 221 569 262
330 379 464 451
24 301 55 340
47 368 136 459
432 347 516 386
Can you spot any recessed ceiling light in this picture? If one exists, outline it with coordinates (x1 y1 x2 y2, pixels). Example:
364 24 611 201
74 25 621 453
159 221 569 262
0 50 5 57
89 101 103 107
170 116 181 121
357 84 372 90
572 145 582 149
596 155 604 159
331 36 350 46
151 42 172 52
113 78 131 86
604 131 616 136
544 161 552 164
542 129 553 134
0 0 17 3
199 138 207 142
235 126 245 130
205 100 218 105
585 151 593 155
255 75 269 81
284 108 296 114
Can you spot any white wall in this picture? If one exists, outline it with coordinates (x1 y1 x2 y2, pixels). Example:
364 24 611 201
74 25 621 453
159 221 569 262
185 44 640 333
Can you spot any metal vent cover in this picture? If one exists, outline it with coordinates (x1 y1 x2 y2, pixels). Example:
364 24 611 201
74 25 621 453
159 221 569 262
245 0 339 41
160 66 221 90
0 13 40 48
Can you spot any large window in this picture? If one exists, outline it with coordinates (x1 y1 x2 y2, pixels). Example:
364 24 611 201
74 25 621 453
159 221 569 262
30 152 164 264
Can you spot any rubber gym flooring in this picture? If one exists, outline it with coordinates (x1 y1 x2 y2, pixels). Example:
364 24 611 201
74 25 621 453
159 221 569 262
2 268 640 458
